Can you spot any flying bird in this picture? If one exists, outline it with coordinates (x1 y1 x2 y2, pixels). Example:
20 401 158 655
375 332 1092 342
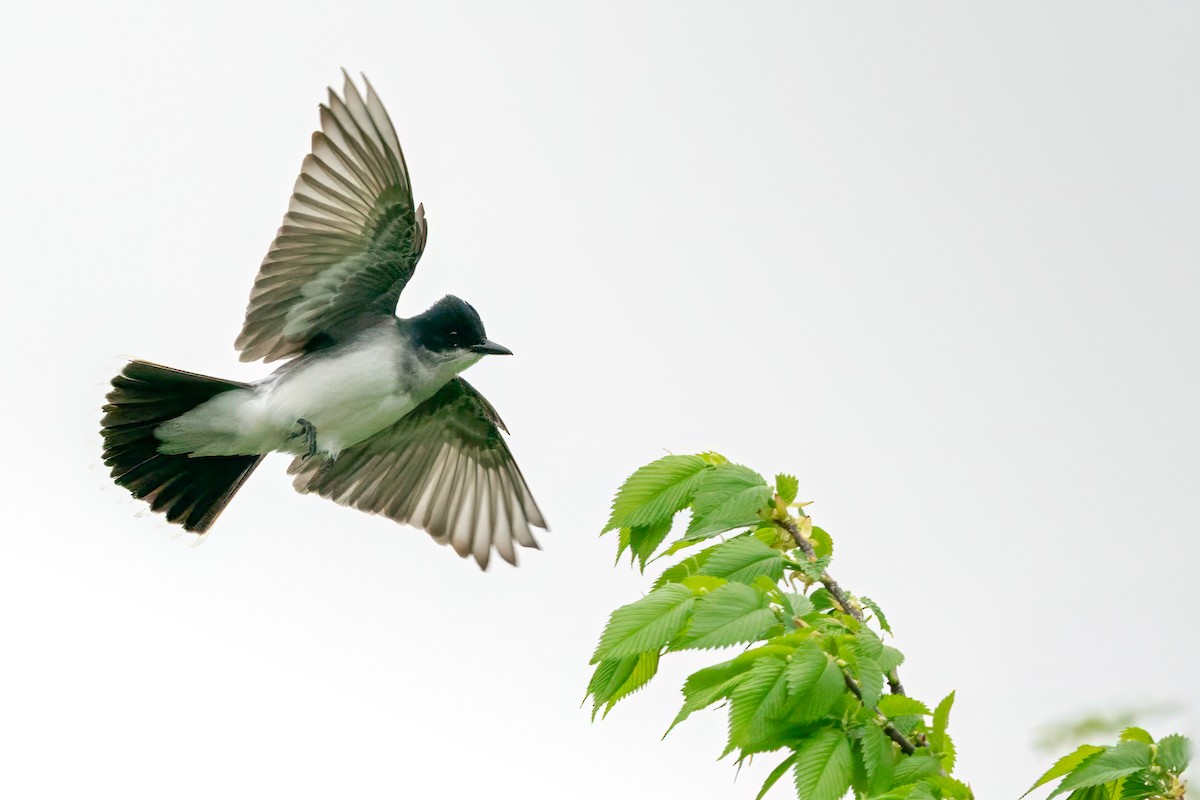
101 72 546 568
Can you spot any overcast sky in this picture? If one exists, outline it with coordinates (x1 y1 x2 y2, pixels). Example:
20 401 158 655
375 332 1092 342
1 2 1196 798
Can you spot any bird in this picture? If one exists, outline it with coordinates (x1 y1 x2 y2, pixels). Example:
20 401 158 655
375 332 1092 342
100 72 546 569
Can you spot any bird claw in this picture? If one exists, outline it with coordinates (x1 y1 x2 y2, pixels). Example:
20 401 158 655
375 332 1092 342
288 418 319 458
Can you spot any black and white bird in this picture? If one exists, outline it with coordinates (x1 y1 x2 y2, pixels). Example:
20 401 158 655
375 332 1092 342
101 72 546 568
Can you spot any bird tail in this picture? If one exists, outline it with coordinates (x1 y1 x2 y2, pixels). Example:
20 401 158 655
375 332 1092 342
101 360 264 533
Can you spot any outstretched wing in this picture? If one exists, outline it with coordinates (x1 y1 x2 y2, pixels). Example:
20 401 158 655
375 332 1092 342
288 378 547 569
236 72 427 363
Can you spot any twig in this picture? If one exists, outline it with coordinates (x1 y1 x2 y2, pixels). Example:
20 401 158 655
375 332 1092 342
776 515 922 733
842 670 917 755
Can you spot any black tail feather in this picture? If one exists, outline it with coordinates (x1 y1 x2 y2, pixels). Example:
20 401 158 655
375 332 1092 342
101 361 263 533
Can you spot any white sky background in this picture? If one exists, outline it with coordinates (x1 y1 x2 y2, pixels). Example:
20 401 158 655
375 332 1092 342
1 2 1196 797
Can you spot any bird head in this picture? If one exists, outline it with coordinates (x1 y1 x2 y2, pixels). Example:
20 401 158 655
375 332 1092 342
411 295 512 366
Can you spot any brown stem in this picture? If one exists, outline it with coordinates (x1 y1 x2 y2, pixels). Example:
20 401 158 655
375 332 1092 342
776 517 862 622
841 669 917 755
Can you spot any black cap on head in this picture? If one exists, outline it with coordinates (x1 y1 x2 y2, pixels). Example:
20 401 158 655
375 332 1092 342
412 296 511 355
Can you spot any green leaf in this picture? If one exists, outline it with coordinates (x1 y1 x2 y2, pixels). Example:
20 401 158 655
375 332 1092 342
786 644 847 723
860 596 892 634
729 658 791 752
892 752 943 784
1118 727 1153 745
860 723 895 794
809 525 834 560
614 527 631 563
926 775 975 799
931 691 956 771
854 656 884 709
853 626 884 661
591 584 695 662
652 545 717 589
599 650 660 718
604 455 709 532
878 695 931 718
792 728 853 800
669 661 748 733
757 751 799 800
686 463 773 539
879 645 906 674
1023 745 1108 797
1048 741 1152 799
585 656 638 718
680 575 727 593
627 518 674 570
668 646 792 733
783 593 815 615
676 582 779 650
698 535 786 584
1118 774 1159 800
793 555 832 583
775 474 799 504
810 588 835 611
1156 733 1190 774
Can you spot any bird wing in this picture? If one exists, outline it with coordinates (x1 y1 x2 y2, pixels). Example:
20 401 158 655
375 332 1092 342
235 72 427 363
287 378 547 569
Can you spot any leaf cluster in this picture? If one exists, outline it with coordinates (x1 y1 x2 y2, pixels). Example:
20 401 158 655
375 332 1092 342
589 455 969 800
1024 728 1191 800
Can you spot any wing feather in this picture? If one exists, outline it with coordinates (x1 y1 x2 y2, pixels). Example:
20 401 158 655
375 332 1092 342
288 379 546 568
236 72 426 363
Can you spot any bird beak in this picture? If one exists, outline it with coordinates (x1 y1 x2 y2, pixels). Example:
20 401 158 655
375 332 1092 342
470 339 513 356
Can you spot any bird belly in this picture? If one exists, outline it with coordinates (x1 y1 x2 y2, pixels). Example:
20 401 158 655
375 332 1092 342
256 340 417 458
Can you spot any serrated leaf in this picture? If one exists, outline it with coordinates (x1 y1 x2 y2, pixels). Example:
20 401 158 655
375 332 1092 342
668 647 790 734
1118 773 1158 800
810 588 835 611
879 645 906 674
809 525 834 559
600 650 660 718
585 656 638 718
926 775 975 799
853 626 884 661
698 536 786 584
1048 741 1152 799
878 695 931 718
676 582 779 650
861 596 892 634
793 555 832 583
775 474 799 504
1118 727 1153 744
782 593 815 619
729 658 791 752
855 656 884 709
680 575 727 593
669 666 745 734
604 455 709 532
652 545 718 589
860 723 895 794
1023 746 1108 797
591 585 695 662
793 728 853 800
628 518 674 570
892 752 943 784
931 691 956 770
686 463 773 539
615 527 631 563
757 751 799 800
787 644 846 723
1156 733 1190 773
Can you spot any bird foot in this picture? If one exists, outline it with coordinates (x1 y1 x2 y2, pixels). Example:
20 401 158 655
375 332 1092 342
288 418 319 458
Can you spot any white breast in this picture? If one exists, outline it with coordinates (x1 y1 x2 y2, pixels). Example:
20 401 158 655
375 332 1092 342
254 330 416 457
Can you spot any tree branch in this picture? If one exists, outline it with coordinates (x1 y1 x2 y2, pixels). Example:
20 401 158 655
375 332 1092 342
777 517 910 693
775 516 862 621
841 670 917 755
